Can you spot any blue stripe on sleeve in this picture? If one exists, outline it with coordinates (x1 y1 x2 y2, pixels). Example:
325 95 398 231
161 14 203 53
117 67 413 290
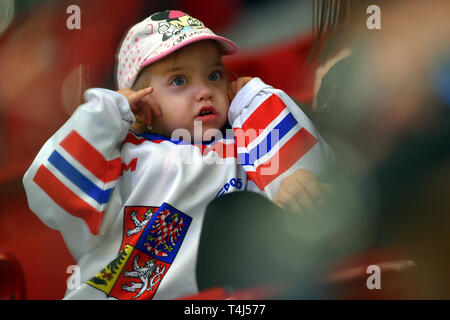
48 150 114 205
245 112 298 164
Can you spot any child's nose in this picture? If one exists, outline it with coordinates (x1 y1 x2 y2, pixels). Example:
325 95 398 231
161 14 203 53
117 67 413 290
195 83 213 102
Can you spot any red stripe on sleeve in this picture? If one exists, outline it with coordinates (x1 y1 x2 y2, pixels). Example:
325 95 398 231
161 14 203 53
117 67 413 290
60 130 122 183
33 165 104 235
246 127 318 190
239 94 286 146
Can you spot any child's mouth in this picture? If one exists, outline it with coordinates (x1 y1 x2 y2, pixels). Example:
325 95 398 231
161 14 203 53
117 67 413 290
195 106 218 121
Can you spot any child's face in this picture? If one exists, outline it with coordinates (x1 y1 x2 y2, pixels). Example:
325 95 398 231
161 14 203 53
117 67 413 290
143 40 230 140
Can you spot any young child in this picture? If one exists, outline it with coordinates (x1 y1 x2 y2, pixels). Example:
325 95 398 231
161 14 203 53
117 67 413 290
23 10 334 300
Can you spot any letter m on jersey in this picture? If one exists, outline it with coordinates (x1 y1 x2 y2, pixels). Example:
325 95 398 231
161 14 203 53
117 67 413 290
122 158 138 172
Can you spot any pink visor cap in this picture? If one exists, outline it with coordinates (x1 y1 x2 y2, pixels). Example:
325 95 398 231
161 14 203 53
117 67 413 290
116 10 239 90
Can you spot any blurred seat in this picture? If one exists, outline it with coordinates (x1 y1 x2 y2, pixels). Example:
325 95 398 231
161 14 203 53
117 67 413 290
324 247 417 299
0 253 26 300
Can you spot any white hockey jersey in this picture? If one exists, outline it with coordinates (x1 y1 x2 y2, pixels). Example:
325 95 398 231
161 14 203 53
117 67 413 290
23 78 334 300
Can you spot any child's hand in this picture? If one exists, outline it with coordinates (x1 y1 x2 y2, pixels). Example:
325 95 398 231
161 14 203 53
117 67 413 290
274 169 334 215
228 77 253 101
118 87 162 129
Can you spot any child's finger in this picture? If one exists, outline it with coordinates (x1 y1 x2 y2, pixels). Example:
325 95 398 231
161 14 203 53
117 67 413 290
128 86 153 105
302 176 324 202
280 182 313 215
285 197 307 217
293 185 317 213
292 170 323 202
274 190 302 213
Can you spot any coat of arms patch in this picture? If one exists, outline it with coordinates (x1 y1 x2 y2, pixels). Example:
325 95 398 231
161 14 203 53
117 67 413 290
87 203 192 299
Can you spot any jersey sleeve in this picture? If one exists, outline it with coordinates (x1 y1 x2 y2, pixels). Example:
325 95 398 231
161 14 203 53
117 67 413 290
229 77 335 199
22 88 134 260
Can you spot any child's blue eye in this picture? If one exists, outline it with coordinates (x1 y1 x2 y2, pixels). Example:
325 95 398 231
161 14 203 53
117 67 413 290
172 76 186 86
208 71 221 82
